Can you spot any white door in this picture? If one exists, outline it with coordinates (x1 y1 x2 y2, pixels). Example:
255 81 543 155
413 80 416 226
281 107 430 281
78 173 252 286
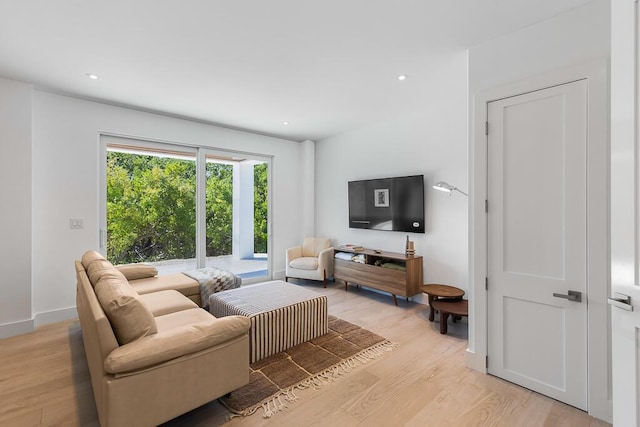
487 80 588 410
610 0 640 425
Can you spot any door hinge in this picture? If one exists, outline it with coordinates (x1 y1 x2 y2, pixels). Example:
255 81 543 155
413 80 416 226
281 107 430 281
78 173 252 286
485 121 489 136
485 199 488 213
485 277 488 290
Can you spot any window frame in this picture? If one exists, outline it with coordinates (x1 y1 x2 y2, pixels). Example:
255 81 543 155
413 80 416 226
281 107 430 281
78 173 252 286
99 134 273 283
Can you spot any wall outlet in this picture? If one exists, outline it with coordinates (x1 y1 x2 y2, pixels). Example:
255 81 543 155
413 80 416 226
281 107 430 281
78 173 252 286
69 217 84 229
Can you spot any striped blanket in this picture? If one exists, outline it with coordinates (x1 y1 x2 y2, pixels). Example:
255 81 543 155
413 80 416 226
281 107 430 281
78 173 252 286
182 267 241 308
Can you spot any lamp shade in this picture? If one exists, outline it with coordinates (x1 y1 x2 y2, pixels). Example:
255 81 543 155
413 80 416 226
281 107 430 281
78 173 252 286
432 181 468 197
433 182 454 193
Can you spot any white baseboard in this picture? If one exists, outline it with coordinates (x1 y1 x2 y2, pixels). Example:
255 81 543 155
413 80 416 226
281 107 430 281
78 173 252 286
34 306 77 328
588 399 613 424
466 348 486 373
411 292 428 305
0 306 78 339
0 318 34 339
273 270 286 280
605 399 613 423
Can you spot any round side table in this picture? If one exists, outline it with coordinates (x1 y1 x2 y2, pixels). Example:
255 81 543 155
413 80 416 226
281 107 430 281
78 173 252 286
431 299 468 334
421 284 465 322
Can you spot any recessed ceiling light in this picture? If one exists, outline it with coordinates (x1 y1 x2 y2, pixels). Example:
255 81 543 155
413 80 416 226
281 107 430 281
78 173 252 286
397 75 407 81
283 121 289 125
85 73 99 80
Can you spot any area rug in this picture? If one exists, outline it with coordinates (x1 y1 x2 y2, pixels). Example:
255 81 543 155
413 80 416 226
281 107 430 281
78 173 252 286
219 315 396 418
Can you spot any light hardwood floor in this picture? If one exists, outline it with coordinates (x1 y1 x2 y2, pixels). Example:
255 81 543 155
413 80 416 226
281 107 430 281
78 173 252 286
0 280 610 427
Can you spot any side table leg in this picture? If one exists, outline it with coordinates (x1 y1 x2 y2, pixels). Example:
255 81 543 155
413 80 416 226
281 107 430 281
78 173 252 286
440 312 449 334
428 295 436 321
392 294 398 306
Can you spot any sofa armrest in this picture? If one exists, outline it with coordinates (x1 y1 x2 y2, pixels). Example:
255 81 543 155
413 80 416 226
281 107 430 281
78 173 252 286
318 247 335 274
104 315 250 375
286 246 302 264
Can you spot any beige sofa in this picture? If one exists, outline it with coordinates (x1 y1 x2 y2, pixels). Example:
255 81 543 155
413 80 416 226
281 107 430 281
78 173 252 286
75 251 250 427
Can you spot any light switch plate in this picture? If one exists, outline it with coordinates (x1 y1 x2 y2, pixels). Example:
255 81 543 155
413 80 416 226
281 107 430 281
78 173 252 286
70 217 84 229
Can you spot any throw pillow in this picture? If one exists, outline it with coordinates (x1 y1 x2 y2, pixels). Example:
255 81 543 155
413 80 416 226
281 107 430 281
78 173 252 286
94 276 157 345
81 250 105 269
115 263 159 281
87 259 127 286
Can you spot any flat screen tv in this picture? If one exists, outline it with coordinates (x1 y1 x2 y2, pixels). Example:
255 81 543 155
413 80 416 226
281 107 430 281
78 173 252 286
348 174 425 233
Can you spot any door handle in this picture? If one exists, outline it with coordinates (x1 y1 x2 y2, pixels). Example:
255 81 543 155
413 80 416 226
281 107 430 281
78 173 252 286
552 290 582 302
608 293 634 311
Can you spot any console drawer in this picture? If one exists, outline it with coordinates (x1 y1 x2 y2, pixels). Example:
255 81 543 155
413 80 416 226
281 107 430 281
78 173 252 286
334 259 406 295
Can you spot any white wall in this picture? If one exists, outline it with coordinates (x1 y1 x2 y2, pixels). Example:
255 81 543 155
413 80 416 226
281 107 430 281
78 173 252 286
0 78 32 336
0 82 307 336
468 0 610 421
315 51 469 299
300 140 315 237
468 0 610 95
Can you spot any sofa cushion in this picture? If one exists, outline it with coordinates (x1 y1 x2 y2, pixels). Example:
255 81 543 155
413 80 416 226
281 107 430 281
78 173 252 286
116 263 158 281
129 273 199 299
289 257 319 270
154 308 216 332
95 276 158 345
81 250 106 269
104 315 251 374
302 237 330 257
87 259 127 286
139 290 198 317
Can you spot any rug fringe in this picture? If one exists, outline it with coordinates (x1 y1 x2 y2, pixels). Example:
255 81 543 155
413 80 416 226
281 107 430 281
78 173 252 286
224 339 397 419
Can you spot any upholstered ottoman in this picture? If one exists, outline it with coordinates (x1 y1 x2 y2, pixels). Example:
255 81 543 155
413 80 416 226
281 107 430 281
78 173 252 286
209 280 328 363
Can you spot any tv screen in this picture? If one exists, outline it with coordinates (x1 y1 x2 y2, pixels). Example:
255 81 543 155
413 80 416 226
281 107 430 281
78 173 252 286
348 175 425 233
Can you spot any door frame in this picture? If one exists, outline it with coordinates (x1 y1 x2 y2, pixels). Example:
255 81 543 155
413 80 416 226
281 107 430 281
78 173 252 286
468 60 610 422
610 0 640 424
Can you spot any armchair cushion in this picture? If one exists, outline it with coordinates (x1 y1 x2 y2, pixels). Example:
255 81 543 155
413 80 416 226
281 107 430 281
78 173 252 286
289 257 319 270
302 237 331 257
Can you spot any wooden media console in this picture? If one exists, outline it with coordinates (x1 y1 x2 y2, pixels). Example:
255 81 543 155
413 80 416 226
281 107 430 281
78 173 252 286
333 248 423 305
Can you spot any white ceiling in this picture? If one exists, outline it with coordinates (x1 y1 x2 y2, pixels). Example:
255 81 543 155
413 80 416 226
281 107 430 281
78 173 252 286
0 0 594 142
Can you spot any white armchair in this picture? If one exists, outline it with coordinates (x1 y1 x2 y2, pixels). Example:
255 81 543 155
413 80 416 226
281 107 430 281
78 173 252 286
285 237 334 287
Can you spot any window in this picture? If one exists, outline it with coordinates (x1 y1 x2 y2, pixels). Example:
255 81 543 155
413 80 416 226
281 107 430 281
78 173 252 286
100 136 271 282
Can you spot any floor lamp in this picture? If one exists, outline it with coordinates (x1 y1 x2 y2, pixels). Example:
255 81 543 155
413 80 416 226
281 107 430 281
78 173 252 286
432 181 468 197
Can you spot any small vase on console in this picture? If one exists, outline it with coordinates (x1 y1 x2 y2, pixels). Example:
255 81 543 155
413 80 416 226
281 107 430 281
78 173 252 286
405 236 415 256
